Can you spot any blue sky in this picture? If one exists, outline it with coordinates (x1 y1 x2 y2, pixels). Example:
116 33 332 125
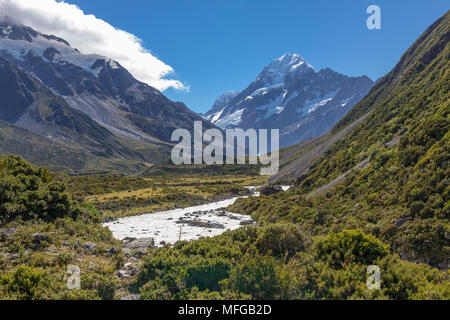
66 0 448 113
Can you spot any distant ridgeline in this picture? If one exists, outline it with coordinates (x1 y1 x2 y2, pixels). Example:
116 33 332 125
0 18 215 174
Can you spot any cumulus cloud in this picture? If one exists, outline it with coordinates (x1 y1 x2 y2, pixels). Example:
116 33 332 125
0 0 187 91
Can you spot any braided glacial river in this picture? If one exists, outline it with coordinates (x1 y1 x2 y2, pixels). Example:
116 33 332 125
103 186 290 246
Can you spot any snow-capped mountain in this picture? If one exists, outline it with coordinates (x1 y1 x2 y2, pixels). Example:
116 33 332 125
204 91 239 123
0 17 214 168
204 53 374 147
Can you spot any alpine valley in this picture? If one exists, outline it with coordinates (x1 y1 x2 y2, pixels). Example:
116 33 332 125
0 16 214 173
0 8 448 302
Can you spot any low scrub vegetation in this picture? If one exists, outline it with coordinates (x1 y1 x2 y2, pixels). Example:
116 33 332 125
133 226 449 300
0 156 124 300
64 172 265 218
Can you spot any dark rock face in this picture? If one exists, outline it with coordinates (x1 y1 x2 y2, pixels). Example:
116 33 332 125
205 53 373 148
123 237 155 258
0 56 140 157
295 174 309 186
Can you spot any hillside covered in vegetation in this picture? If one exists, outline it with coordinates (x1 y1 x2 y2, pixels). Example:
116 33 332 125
229 12 449 269
0 155 127 299
131 12 450 300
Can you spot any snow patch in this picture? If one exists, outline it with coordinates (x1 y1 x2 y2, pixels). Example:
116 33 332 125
297 89 339 115
109 59 119 69
208 108 225 123
0 34 105 76
214 108 245 128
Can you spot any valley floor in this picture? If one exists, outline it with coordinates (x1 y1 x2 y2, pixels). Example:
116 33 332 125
65 172 266 218
0 156 448 300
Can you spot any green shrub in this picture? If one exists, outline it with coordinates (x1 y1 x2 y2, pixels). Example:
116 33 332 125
410 201 425 216
1 266 50 300
314 229 390 267
228 254 281 299
255 223 304 258
185 257 231 291
0 156 80 224
97 276 116 300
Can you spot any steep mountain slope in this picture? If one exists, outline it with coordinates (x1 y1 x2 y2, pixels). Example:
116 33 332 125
0 55 170 165
0 120 150 174
0 18 214 172
229 11 450 269
205 53 373 147
269 110 373 183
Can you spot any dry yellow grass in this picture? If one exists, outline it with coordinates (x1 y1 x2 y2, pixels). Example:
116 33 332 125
83 174 266 218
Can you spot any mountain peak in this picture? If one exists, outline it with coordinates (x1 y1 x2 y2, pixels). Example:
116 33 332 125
0 19 70 47
214 90 239 105
205 51 374 146
0 21 109 78
277 52 302 62
256 52 314 86
203 90 239 119
270 52 307 70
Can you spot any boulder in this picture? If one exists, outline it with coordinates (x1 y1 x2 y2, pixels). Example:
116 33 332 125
32 233 50 243
82 241 97 252
133 248 148 258
117 270 129 278
260 186 282 196
6 252 20 260
240 220 255 226
394 217 412 227
124 237 155 250
0 228 17 241
108 247 118 255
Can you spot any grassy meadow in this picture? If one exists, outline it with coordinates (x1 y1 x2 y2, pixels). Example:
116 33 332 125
61 168 266 218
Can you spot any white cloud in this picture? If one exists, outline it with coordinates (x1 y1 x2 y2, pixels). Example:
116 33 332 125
0 0 187 91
